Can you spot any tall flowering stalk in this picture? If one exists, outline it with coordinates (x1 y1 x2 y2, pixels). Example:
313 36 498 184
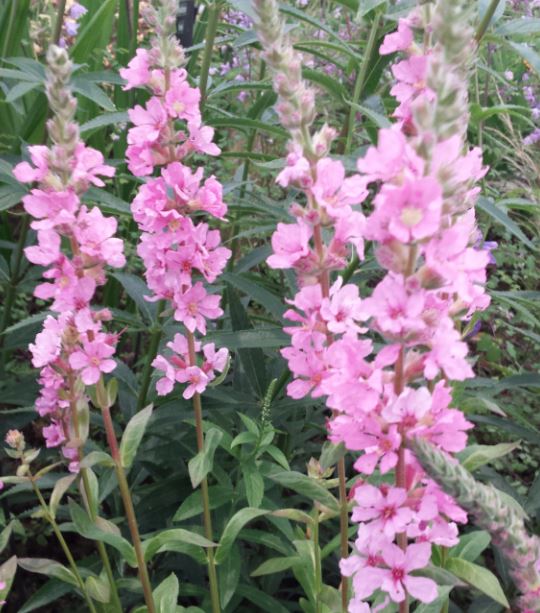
121 1 231 610
256 0 494 611
12 45 125 611
253 0 368 609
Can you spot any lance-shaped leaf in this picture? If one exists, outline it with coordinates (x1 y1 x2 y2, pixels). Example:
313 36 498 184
18 558 78 587
120 404 153 469
188 428 223 488
215 508 269 564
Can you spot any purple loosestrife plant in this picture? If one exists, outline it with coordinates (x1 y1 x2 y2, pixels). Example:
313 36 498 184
256 0 495 610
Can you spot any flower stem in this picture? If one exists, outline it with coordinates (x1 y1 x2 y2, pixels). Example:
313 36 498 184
187 331 221 613
136 299 166 411
312 221 349 611
475 0 502 42
313 507 322 613
343 11 381 155
198 1 221 107
98 387 156 613
68 375 122 612
53 0 67 44
30 475 97 613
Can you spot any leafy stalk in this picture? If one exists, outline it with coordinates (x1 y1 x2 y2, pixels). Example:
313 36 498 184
96 379 157 613
136 299 166 411
30 474 97 613
475 0 502 42
187 331 221 613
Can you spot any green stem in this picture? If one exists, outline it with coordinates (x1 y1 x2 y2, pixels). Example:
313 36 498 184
313 508 322 613
53 0 68 44
99 390 156 613
187 332 221 613
31 477 97 613
475 0 502 42
343 11 381 155
198 1 221 107
136 300 166 412
81 469 122 612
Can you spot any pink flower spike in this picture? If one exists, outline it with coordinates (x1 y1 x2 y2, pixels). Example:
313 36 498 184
69 341 117 385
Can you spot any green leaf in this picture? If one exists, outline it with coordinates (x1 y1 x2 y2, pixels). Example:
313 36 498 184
79 450 115 469
251 556 299 577
112 273 155 323
235 584 291 613
218 543 241 609
173 485 232 522
83 187 131 216
6 81 40 104
210 116 288 139
120 404 153 469
18 580 71 613
85 575 110 604
153 573 179 613
319 441 346 471
0 184 26 212
271 508 313 525
0 521 16 554
0 556 17 602
188 428 223 488
460 442 520 472
17 558 78 587
68 500 136 566
80 111 129 135
49 474 77 519
268 471 340 513
506 40 540 75
221 272 285 320
242 461 265 508
206 327 288 350
72 78 116 111
477 197 536 250
227 287 268 397
497 18 540 35
358 0 387 17
450 531 491 563
445 558 509 606
70 0 117 64
215 508 269 564
142 529 215 562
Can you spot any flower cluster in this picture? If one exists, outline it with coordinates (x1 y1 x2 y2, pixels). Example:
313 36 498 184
257 0 493 609
122 0 230 400
14 46 125 473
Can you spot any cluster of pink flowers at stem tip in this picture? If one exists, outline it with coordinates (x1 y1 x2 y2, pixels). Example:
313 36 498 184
120 6 230 400
13 46 125 473
265 4 493 610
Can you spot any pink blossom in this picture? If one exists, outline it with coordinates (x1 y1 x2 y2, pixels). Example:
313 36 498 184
153 355 176 395
320 279 366 334
380 19 414 55
173 282 223 334
267 221 312 269
165 70 201 124
120 48 151 90
379 542 438 603
13 145 49 183
69 340 117 385
43 422 66 448
185 122 220 157
424 318 474 381
352 485 413 538
176 366 209 399
362 274 425 338
25 230 61 266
